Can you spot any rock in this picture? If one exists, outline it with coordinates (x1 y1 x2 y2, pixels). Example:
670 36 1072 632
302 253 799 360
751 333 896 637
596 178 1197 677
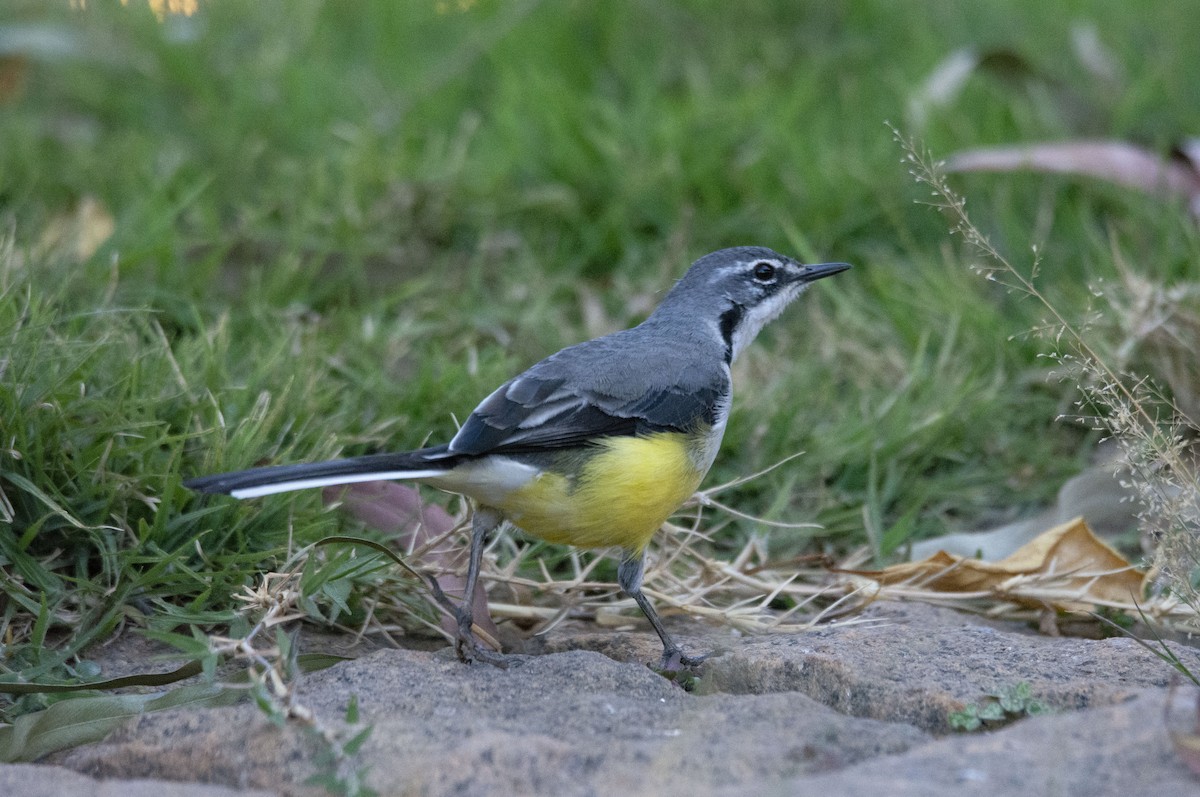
56 648 927 796
0 762 273 797
24 599 1200 796
543 601 1200 733
701 601 1198 733
753 688 1197 797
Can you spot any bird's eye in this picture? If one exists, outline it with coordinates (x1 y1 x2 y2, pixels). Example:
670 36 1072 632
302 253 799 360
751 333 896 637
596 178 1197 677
752 261 777 282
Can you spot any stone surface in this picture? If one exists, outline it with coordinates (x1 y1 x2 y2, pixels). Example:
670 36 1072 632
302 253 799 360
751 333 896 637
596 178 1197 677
56 648 927 795
543 601 1200 732
701 601 1197 732
0 762 273 797
13 600 1200 796
751 688 1198 797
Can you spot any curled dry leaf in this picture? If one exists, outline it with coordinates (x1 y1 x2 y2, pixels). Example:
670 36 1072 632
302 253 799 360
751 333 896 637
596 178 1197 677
908 462 1139 563
945 141 1200 218
36 196 115 262
324 482 500 644
845 517 1145 611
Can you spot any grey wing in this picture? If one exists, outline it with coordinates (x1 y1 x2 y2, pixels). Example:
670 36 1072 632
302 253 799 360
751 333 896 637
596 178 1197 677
447 352 726 456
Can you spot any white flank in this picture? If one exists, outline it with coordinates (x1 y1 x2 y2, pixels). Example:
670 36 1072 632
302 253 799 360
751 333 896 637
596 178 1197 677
426 457 541 506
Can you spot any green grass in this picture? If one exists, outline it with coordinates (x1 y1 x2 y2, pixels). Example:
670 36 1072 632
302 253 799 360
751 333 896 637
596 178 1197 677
2 0 1199 693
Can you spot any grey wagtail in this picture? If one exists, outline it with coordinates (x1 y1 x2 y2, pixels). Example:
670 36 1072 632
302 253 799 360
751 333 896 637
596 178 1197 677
185 247 849 669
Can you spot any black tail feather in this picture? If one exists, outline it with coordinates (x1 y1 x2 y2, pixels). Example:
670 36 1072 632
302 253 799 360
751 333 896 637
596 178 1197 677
184 445 456 496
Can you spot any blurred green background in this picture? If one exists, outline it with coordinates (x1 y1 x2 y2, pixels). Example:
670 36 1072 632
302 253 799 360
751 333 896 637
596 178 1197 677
2 0 1199 679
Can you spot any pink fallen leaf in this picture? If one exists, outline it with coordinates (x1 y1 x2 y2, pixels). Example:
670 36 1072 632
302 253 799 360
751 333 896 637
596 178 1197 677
323 482 500 645
945 140 1200 218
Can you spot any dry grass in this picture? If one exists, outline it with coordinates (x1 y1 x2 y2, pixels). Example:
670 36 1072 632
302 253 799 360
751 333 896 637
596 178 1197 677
893 125 1200 620
301 130 1200 649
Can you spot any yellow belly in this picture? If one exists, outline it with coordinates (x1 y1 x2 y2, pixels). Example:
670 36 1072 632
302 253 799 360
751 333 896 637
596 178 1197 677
494 432 706 552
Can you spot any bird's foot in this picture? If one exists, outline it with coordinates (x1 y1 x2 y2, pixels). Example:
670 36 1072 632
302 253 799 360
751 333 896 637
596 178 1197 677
455 637 510 669
656 646 710 676
454 606 508 669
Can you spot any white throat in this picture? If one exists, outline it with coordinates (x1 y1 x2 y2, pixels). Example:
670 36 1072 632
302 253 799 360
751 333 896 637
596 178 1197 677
729 285 806 362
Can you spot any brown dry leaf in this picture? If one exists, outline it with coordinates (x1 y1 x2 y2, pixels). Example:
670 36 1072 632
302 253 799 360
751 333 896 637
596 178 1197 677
0 23 95 102
847 517 1144 611
945 141 1200 218
908 461 1139 563
0 54 27 103
36 196 115 261
120 0 199 22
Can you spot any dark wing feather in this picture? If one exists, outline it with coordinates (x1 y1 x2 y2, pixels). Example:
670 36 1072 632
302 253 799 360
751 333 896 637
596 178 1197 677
617 382 723 430
449 369 725 456
448 375 632 454
447 326 730 457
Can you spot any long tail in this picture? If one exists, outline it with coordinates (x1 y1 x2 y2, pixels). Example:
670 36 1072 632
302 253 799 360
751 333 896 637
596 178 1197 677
184 445 458 499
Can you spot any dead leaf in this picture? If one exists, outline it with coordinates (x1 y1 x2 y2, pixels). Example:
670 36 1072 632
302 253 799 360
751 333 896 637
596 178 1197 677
324 482 500 645
909 460 1139 562
0 54 26 103
846 517 1145 611
121 0 199 22
36 196 115 261
945 141 1200 218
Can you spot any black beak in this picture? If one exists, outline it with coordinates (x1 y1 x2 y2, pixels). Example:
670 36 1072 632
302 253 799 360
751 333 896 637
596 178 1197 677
797 262 852 283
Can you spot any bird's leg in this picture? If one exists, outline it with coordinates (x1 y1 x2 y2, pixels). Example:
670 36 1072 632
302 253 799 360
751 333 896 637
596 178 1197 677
454 506 508 668
617 549 708 672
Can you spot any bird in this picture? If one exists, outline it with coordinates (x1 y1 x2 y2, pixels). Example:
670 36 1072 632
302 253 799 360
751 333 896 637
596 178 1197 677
185 247 850 670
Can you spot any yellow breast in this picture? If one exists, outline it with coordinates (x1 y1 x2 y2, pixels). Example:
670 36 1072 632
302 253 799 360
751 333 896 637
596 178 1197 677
495 431 707 552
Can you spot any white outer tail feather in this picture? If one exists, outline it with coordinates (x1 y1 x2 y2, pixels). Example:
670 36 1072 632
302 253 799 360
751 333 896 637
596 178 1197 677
230 469 449 499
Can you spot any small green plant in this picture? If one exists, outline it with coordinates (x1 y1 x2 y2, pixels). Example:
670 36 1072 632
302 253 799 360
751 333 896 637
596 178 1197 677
305 694 377 797
949 682 1050 732
1092 604 1200 688
203 559 379 796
